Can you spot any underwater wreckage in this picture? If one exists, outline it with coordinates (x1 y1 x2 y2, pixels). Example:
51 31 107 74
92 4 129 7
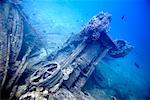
0 1 133 100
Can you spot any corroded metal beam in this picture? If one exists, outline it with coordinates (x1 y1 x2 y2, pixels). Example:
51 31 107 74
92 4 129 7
0 2 23 90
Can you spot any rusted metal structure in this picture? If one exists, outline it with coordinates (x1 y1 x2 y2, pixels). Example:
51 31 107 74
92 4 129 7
0 1 23 90
0 1 133 100
19 10 132 100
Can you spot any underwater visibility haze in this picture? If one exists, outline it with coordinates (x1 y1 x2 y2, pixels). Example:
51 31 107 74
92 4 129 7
0 0 150 100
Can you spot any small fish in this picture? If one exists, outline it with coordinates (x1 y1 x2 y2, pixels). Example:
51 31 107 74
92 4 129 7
134 62 140 68
76 19 80 22
43 30 46 33
117 64 120 66
121 16 125 20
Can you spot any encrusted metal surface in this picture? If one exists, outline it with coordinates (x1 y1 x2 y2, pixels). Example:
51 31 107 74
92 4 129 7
18 11 128 100
0 1 133 99
108 40 133 58
0 2 23 89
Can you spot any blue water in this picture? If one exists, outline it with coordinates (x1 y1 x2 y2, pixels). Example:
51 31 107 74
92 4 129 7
21 0 150 99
